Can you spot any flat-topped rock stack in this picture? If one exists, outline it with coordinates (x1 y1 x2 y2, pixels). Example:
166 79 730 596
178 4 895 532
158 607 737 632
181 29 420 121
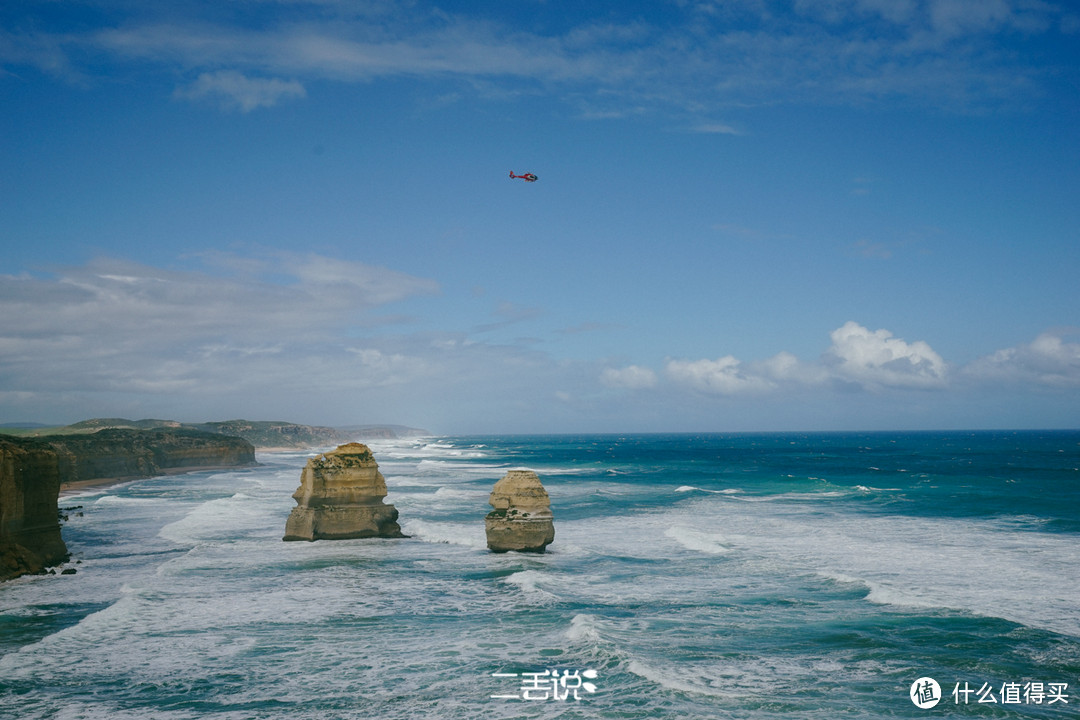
485 470 554 553
283 443 405 541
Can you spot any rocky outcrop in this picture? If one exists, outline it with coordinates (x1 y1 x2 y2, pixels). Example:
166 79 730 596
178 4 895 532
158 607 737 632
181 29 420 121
485 470 555 553
283 443 405 541
0 437 68 580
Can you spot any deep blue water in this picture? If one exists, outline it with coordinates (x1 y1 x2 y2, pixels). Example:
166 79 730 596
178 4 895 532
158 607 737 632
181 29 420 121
1 432 1078 719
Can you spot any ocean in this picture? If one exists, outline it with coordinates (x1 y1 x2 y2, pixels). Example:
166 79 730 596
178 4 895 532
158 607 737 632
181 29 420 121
1 432 1078 719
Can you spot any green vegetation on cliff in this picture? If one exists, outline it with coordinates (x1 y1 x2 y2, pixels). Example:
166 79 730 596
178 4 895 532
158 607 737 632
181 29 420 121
1 419 429 448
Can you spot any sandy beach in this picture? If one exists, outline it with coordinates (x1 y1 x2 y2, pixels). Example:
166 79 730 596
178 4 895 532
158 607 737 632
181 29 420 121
59 462 260 498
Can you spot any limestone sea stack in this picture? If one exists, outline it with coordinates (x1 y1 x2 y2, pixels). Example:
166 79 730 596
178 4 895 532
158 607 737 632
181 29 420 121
283 443 406 541
485 470 554 553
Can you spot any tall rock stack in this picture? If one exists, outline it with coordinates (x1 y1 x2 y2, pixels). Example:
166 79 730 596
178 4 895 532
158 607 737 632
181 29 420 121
485 470 555 553
283 443 405 541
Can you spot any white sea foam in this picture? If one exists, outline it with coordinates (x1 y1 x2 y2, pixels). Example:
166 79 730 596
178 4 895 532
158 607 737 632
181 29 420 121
627 659 743 698
675 485 741 494
671 493 1080 637
503 570 560 604
93 495 157 505
563 613 623 663
157 492 275 545
60 479 144 500
433 486 487 499
664 526 733 555
416 459 509 475
731 490 849 502
527 466 595 476
400 519 486 549
565 613 602 644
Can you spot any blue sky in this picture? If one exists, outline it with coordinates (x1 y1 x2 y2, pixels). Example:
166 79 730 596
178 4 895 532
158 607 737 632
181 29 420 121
2 0 1078 433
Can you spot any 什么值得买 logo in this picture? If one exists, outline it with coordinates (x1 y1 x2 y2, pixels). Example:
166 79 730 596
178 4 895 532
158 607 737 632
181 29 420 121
910 677 941 708
911 677 1070 708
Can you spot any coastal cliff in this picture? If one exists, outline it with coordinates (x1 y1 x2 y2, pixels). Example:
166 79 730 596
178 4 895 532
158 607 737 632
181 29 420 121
0 429 255 581
0 437 68 580
45 428 255 485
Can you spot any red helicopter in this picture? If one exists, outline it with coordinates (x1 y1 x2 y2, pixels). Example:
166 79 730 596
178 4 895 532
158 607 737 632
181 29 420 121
509 171 538 182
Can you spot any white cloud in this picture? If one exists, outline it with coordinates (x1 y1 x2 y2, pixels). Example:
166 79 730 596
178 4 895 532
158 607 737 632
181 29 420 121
963 332 1080 387
0 254 438 396
662 322 948 397
616 323 1080 405
601 365 658 389
825 321 947 389
346 347 430 386
174 70 306 111
665 355 776 395
664 349 828 396
755 350 830 385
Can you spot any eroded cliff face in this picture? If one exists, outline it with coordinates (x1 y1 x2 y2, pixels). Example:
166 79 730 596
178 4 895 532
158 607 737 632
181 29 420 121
0 438 68 580
485 470 555 553
283 443 406 541
45 428 255 484
0 428 255 581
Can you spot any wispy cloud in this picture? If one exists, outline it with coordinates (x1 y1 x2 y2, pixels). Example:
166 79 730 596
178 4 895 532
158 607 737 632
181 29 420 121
4 0 1073 115
850 239 894 259
174 70 305 111
691 123 741 135
601 365 658 390
470 302 544 334
0 254 583 427
0 254 439 397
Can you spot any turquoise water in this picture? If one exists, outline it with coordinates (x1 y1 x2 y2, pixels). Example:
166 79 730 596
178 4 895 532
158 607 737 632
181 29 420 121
1 432 1078 718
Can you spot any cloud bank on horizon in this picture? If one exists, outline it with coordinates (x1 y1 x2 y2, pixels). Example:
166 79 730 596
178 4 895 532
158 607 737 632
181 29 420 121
1 0 1078 432
1 257 1076 431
